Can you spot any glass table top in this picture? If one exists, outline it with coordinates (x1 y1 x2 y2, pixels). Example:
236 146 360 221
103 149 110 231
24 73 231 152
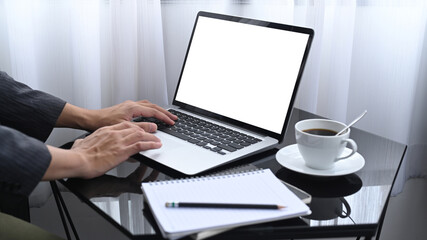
60 108 406 239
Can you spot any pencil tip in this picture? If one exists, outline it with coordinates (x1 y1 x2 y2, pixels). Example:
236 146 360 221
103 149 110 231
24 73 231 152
278 205 286 209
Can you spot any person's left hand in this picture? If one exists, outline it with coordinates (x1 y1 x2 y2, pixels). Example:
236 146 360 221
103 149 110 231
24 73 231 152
91 100 178 131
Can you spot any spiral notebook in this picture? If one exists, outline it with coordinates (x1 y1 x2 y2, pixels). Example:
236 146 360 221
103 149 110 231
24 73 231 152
141 169 311 239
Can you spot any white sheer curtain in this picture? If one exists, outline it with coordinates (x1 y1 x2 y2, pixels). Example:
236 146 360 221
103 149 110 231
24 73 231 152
0 0 168 145
161 0 427 192
1 0 426 193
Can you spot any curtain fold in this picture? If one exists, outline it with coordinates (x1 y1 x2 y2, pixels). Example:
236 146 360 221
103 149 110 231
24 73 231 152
1 0 426 192
0 0 168 145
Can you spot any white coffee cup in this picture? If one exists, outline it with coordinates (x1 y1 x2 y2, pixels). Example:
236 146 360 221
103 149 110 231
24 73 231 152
295 119 357 170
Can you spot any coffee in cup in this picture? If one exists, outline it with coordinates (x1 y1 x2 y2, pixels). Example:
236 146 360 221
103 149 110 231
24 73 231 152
303 128 338 136
295 119 357 170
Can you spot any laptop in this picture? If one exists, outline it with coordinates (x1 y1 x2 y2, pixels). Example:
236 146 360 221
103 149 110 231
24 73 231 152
138 11 314 175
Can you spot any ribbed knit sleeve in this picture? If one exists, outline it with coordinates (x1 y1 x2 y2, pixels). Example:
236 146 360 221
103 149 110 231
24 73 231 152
0 126 52 196
0 71 67 196
0 71 66 141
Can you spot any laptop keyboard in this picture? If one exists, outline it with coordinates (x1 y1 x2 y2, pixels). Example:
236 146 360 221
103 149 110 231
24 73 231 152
134 109 261 155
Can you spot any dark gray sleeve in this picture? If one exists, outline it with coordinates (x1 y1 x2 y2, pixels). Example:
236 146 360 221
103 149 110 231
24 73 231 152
0 71 66 197
0 126 51 197
0 71 66 141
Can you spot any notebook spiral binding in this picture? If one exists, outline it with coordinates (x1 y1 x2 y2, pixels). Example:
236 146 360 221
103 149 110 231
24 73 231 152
148 165 264 186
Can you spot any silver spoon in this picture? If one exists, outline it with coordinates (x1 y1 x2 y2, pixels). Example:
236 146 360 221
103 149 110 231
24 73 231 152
336 110 367 136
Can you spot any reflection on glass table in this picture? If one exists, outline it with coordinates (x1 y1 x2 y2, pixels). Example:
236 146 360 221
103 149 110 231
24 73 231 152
58 108 406 240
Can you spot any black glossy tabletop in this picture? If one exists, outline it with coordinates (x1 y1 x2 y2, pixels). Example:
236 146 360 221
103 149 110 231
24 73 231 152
60 108 406 239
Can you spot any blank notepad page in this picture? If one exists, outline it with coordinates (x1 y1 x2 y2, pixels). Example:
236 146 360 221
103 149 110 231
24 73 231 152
141 169 310 239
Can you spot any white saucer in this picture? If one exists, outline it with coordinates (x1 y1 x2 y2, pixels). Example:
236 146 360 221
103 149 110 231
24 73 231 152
276 144 365 177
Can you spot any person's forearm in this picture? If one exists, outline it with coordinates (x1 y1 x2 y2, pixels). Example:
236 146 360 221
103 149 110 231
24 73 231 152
55 103 99 131
42 145 87 180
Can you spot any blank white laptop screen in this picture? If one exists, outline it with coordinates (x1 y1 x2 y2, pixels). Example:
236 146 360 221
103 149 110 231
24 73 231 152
175 16 310 134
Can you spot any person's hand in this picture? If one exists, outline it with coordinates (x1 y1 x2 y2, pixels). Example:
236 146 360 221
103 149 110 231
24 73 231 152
89 100 178 131
70 121 161 179
44 121 162 180
56 100 178 132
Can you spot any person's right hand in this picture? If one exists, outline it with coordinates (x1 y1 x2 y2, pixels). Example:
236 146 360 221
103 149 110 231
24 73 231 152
70 121 161 179
44 121 161 181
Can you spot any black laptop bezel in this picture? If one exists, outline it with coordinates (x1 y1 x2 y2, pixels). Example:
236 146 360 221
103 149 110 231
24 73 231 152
172 11 314 142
